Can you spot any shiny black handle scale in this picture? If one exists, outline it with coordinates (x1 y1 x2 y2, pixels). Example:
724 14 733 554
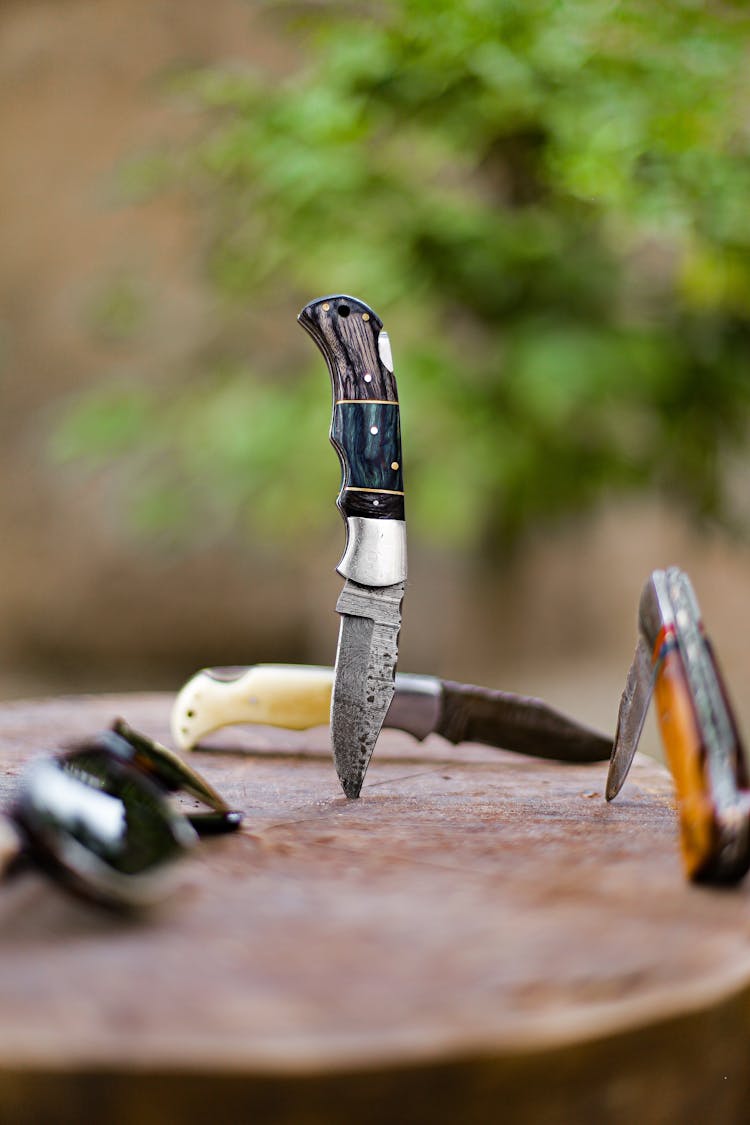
298 294 404 521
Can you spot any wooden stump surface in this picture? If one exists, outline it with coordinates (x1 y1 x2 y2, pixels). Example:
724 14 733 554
2 693 750 1124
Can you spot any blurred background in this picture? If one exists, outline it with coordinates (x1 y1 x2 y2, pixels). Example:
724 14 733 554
1 0 749 752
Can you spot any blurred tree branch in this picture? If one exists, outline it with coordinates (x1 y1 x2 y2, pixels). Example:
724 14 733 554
55 0 750 556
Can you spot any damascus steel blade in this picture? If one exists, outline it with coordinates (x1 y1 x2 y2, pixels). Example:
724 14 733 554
332 578 405 798
606 635 654 801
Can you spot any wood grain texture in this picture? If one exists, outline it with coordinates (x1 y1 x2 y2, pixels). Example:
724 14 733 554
3 695 750 1123
298 295 404 521
654 644 750 885
655 645 717 880
298 295 394 402
330 402 403 519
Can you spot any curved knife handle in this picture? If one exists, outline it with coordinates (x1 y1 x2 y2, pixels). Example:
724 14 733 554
297 294 404 524
172 665 440 752
653 634 750 884
172 665 335 751
652 644 717 881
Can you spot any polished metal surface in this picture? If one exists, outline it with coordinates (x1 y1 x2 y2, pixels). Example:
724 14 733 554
666 568 741 819
338 516 407 586
663 568 750 877
638 569 674 649
203 667 251 683
606 635 654 801
331 578 405 798
377 329 394 372
386 674 442 741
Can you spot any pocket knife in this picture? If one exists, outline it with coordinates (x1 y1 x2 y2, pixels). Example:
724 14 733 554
298 295 406 797
606 567 750 884
171 663 613 763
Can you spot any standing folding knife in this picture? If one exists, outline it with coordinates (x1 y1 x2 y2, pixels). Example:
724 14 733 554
607 567 750 884
298 295 405 797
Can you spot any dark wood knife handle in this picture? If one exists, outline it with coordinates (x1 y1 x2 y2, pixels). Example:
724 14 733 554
298 294 404 521
438 681 613 763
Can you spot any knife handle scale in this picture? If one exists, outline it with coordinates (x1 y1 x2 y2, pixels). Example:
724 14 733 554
172 665 336 750
653 633 750 883
298 294 404 521
652 642 716 881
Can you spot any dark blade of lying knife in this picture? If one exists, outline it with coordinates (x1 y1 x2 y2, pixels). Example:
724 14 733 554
298 294 407 798
171 664 612 763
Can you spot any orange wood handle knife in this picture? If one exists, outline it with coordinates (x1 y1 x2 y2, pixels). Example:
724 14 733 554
607 567 750 884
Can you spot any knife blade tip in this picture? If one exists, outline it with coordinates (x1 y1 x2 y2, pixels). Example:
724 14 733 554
339 774 364 799
605 772 622 802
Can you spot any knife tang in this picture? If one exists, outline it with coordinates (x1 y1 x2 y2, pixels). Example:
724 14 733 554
298 294 405 586
438 680 612 763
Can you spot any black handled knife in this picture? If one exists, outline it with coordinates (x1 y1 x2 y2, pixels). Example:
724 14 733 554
171 664 613 764
298 294 405 797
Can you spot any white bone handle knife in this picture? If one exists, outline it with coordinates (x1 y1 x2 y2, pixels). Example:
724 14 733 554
171 664 613 764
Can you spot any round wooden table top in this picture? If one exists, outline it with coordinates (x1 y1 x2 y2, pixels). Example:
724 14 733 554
1 693 750 1124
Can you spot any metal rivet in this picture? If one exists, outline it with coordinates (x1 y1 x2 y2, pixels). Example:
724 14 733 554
391 461 399 470
370 426 379 435
364 373 372 383
373 499 379 506
322 302 330 311
362 313 370 321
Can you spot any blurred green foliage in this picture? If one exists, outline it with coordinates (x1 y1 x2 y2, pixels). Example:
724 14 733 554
58 0 750 553
86 275 150 343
